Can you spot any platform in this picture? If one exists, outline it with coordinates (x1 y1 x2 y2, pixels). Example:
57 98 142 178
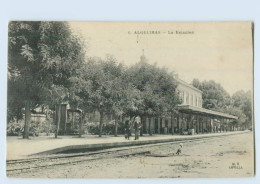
6 131 249 160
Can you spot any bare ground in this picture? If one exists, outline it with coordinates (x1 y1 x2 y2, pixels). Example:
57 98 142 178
7 132 254 178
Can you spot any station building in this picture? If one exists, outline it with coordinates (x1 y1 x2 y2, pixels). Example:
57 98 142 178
142 77 238 135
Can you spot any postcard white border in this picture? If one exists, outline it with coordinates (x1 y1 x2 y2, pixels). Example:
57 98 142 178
0 0 259 184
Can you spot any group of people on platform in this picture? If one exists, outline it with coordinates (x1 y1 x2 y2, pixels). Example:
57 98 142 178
123 116 184 155
124 116 142 140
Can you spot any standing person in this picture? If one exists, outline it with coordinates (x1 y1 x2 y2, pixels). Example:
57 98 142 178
134 116 141 140
134 120 138 140
124 120 128 140
137 121 141 140
125 120 130 140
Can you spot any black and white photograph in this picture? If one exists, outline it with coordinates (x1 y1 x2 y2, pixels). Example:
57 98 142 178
6 21 254 178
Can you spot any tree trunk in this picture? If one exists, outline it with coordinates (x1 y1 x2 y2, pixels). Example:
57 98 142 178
55 104 61 138
72 111 75 129
114 115 118 137
23 102 31 139
158 116 161 134
140 116 143 136
99 111 104 137
79 112 84 138
46 106 50 136
171 113 174 135
149 117 152 136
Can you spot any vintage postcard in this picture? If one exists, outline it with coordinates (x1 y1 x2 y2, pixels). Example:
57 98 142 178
7 21 254 178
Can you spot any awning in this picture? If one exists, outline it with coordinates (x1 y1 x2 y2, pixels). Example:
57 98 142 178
178 105 238 119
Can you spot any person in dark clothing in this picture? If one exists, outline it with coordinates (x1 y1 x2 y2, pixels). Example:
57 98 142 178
125 120 130 140
134 121 138 140
134 116 141 140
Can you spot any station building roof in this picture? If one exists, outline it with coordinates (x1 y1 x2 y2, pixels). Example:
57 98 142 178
178 104 238 119
175 78 203 94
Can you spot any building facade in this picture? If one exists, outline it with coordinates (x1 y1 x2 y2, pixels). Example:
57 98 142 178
141 77 238 135
176 78 203 108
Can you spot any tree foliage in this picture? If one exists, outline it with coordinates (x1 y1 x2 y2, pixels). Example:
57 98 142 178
230 90 252 128
192 79 231 111
192 79 252 128
126 60 180 118
8 21 85 138
69 55 181 136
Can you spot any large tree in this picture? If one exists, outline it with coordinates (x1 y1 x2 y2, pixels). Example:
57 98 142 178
230 90 252 129
192 79 231 112
192 79 253 130
126 59 181 135
8 21 85 138
70 55 126 137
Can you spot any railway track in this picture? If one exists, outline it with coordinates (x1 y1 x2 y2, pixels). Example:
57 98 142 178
7 149 150 172
6 132 248 174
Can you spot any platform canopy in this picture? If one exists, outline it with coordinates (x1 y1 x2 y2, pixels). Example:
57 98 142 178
178 105 238 119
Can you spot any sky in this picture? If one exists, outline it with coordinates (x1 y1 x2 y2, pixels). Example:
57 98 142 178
69 22 253 96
